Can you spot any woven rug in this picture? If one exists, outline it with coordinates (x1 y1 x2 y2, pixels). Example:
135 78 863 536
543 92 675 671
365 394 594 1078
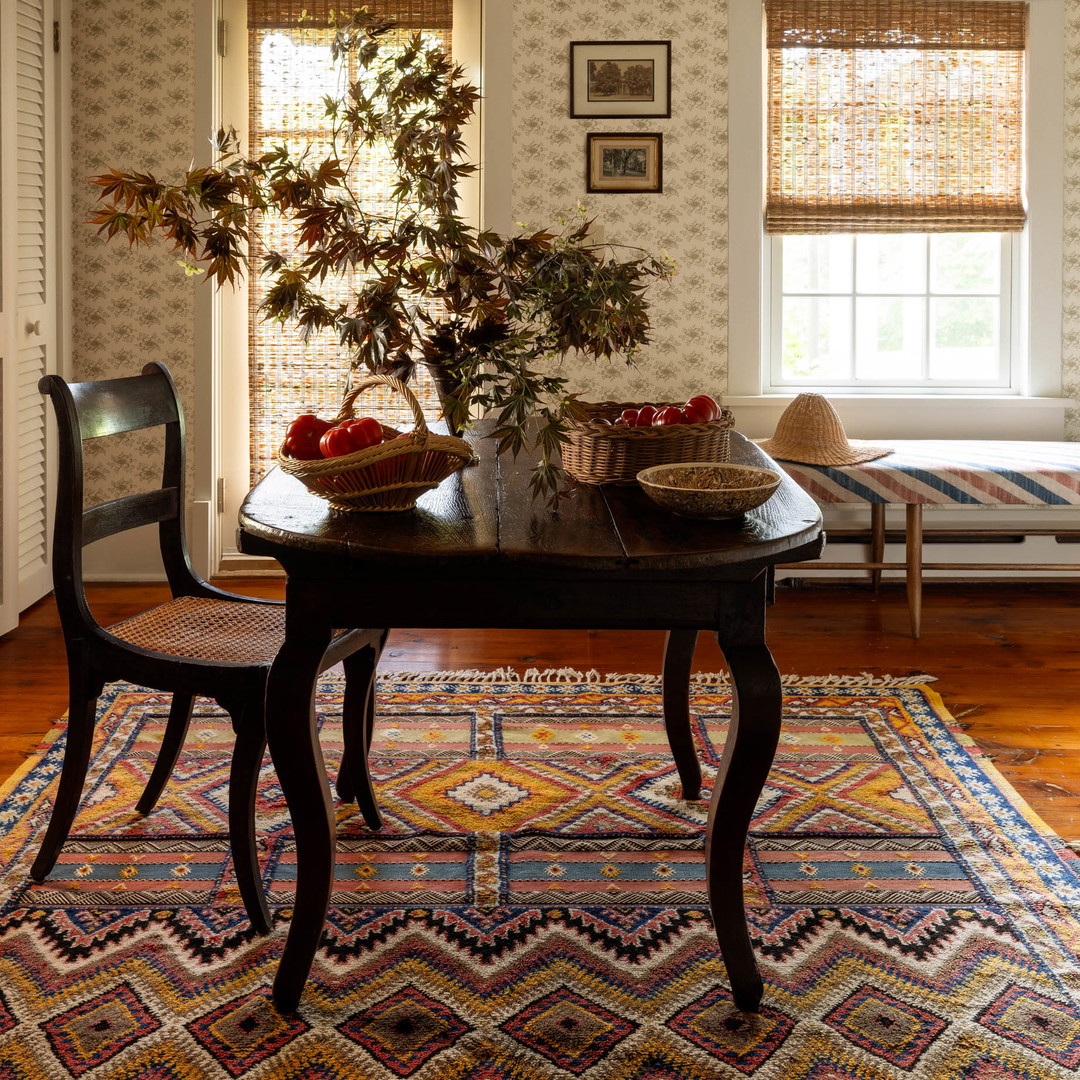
1 671 1079 1078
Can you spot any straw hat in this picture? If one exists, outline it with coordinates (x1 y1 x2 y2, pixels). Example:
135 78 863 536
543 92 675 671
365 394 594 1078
755 394 892 466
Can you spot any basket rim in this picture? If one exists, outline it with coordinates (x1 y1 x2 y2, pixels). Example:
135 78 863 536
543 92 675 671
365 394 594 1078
636 461 781 492
565 400 734 437
278 428 472 480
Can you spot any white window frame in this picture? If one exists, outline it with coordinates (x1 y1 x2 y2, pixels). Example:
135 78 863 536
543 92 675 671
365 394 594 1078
192 0 507 575
766 232 1021 394
727 0 1067 439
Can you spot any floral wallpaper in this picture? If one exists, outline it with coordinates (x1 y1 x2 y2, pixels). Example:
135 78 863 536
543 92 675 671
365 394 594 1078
511 1 728 405
70 0 196 502
69 0 1080 501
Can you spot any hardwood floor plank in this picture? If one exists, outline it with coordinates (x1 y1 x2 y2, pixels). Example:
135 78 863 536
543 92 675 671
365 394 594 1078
3 580 1079 841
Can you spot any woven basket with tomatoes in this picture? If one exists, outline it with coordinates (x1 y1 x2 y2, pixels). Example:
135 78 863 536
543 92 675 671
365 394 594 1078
561 395 734 486
277 374 474 512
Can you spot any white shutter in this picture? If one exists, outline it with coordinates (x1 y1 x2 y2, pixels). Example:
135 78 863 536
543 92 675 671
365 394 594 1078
18 345 49 578
0 0 58 634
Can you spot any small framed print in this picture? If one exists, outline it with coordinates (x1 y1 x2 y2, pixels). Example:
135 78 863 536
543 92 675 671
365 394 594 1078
586 133 663 194
570 40 671 119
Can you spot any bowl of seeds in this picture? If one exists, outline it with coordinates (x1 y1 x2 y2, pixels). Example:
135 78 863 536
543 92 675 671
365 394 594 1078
636 461 782 520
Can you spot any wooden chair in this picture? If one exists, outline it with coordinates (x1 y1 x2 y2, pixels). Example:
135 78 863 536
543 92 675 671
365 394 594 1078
33 361 385 933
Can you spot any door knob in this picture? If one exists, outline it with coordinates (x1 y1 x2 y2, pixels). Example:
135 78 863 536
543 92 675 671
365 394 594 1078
26 320 41 336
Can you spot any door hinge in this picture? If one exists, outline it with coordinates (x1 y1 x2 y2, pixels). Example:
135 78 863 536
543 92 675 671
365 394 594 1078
53 21 60 53
216 477 225 513
217 19 227 57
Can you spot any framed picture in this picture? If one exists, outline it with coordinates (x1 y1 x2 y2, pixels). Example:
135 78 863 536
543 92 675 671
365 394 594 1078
570 41 671 118
586 133 663 194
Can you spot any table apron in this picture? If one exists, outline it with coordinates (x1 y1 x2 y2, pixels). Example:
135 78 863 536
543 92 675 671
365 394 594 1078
284 571 771 634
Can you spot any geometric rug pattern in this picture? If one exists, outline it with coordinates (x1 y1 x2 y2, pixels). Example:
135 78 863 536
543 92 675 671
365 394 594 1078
0 672 1078 1077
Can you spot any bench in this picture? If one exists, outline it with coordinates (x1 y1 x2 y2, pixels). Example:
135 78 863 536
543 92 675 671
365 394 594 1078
775 440 1080 637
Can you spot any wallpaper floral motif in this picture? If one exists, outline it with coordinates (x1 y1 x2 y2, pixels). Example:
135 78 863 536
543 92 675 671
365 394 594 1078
71 0 196 502
511 1 729 406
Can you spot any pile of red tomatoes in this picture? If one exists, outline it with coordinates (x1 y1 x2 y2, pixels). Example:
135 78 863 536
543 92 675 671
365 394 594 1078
283 414 388 459
614 394 721 428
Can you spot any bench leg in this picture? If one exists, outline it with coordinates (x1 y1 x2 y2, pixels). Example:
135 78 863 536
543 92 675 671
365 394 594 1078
870 503 885 591
906 503 923 639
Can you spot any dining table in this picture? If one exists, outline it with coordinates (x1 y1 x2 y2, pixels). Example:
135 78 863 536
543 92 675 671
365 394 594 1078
238 426 824 1012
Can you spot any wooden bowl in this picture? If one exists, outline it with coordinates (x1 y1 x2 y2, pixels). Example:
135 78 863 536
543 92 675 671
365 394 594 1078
636 462 782 520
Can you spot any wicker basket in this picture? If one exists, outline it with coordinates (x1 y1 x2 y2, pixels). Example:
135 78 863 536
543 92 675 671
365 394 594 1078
561 400 735 485
277 374 474 511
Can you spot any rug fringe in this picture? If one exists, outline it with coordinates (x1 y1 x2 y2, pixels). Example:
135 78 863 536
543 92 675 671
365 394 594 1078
370 667 936 687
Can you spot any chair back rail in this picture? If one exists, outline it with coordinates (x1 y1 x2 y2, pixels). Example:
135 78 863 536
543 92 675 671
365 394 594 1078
41 362 229 608
81 489 180 548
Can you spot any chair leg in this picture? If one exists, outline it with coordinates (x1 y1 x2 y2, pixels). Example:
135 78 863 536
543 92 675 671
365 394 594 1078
662 630 704 800
136 693 194 815
221 697 272 934
339 643 383 830
30 680 103 881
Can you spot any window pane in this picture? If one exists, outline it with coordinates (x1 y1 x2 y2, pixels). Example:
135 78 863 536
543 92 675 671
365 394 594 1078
782 297 852 380
855 235 926 295
782 235 852 293
930 298 998 380
930 234 1000 293
855 297 924 380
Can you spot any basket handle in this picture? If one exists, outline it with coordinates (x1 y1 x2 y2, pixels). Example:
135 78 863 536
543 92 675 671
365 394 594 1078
334 372 430 435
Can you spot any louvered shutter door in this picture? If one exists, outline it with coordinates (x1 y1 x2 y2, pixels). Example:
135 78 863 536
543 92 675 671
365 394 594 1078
0 0 56 634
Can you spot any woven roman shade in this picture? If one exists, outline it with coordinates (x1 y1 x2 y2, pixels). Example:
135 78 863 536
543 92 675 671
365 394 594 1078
248 0 452 30
246 1 453 486
765 0 1028 235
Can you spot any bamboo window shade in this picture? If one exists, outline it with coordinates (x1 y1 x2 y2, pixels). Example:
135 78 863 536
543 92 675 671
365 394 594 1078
246 0 453 487
764 0 1028 235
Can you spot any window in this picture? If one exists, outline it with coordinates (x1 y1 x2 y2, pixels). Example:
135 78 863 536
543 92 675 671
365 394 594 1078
773 232 1014 388
764 0 1028 393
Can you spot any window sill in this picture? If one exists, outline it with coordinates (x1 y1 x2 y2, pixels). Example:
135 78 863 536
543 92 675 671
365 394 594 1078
723 394 1073 442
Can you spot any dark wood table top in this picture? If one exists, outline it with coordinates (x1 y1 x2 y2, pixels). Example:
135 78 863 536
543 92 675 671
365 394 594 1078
239 429 824 578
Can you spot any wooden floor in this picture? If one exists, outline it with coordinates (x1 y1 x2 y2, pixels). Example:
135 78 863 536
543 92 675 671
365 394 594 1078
2 579 1079 843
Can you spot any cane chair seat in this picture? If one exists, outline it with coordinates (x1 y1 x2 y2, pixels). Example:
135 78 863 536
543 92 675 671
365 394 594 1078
108 596 289 665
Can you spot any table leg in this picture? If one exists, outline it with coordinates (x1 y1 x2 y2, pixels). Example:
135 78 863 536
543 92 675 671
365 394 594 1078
712 606 782 1011
337 638 385 830
906 503 923 639
870 503 885 591
661 630 703 800
265 602 335 1013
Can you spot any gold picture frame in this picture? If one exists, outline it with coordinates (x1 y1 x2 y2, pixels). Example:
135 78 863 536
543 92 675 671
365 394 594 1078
586 133 663 194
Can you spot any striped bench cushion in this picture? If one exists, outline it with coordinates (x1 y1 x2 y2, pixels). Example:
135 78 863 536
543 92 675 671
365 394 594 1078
775 440 1080 506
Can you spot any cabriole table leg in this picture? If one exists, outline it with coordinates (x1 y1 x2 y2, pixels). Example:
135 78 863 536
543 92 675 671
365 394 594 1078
266 609 336 1013
710 610 782 1011
661 630 703 800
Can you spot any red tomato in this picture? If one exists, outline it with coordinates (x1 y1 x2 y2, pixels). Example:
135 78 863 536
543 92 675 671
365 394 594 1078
319 416 384 457
283 414 333 459
683 394 720 423
635 405 657 427
620 408 639 425
652 406 685 426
